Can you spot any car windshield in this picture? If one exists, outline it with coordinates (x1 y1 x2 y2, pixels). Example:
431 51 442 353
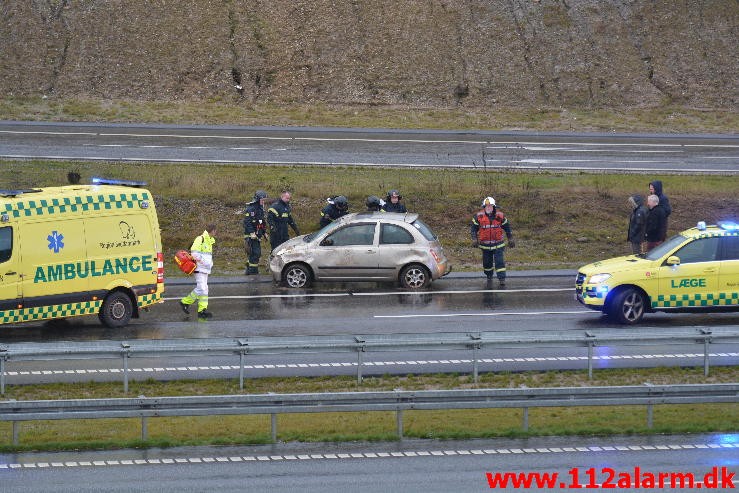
411 218 437 241
304 220 343 242
644 234 687 260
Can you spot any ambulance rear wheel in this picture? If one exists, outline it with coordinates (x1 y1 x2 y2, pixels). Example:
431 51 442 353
609 288 645 325
100 292 133 328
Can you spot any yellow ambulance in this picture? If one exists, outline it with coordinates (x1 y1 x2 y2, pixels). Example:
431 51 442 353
0 178 165 328
576 222 739 324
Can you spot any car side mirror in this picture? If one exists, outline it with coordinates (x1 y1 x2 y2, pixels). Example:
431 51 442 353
666 255 680 266
320 238 334 246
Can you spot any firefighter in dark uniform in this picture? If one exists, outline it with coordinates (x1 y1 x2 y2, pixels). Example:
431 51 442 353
267 190 300 249
470 196 515 286
365 195 384 212
319 195 349 227
382 189 407 213
243 190 268 275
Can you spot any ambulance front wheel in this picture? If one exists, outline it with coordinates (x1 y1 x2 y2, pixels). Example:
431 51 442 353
100 291 133 328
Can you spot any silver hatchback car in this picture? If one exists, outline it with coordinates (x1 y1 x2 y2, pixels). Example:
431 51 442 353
269 212 450 289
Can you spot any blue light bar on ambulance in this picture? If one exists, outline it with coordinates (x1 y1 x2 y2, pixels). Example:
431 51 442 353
91 177 147 187
718 221 739 231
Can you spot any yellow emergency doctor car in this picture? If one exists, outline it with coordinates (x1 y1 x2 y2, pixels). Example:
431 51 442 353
0 178 165 328
576 222 739 324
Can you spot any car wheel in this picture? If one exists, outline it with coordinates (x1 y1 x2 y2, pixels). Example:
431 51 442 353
99 291 133 328
283 263 312 288
400 264 430 290
609 288 646 324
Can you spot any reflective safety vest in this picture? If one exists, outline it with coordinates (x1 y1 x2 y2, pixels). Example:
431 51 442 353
191 230 215 273
474 211 507 244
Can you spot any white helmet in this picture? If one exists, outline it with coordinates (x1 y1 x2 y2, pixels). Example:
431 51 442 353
482 196 496 207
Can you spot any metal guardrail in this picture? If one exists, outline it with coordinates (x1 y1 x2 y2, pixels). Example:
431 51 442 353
1 383 737 445
1 327 738 393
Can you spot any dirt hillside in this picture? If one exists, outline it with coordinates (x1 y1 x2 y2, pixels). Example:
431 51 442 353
1 1 736 110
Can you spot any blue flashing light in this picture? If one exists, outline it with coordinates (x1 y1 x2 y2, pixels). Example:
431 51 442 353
91 177 147 187
718 221 739 231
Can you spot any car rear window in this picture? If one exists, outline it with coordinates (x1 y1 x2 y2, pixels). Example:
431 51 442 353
411 219 436 241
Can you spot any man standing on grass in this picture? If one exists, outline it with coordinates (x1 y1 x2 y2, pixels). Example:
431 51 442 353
268 190 300 249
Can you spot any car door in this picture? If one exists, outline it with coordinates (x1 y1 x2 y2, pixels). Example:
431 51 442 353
717 235 739 306
377 222 417 280
0 225 22 320
657 236 720 308
313 222 379 280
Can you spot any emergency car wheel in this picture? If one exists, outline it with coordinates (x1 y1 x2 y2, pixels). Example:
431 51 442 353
283 263 312 288
400 264 430 290
100 292 133 328
610 288 646 325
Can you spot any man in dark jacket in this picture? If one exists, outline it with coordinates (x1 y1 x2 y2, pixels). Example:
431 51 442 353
645 194 667 251
243 190 268 275
267 191 300 249
627 194 648 254
649 181 671 238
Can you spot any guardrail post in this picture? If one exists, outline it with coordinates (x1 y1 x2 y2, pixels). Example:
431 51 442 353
470 333 481 384
585 331 596 380
0 347 7 395
522 408 529 431
121 342 130 393
699 329 712 377
355 337 366 385
396 410 403 439
141 416 148 440
271 414 277 443
12 421 19 446
644 383 654 429
237 339 249 391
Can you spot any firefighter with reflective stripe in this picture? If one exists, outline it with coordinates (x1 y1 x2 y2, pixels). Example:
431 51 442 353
267 190 300 249
470 197 515 286
244 190 268 275
319 195 349 228
180 224 216 319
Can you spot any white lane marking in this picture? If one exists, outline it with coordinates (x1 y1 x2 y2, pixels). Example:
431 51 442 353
2 154 735 173
487 146 684 153
1 442 735 469
3 129 739 148
7 353 737 376
162 288 573 302
375 310 590 318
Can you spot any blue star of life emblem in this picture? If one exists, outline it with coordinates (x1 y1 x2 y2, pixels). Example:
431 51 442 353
47 231 64 253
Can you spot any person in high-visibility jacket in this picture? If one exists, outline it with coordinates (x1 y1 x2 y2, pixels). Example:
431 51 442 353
180 224 217 319
470 197 515 286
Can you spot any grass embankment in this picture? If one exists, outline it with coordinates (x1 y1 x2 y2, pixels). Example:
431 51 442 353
2 97 738 134
3 161 738 276
1 367 737 452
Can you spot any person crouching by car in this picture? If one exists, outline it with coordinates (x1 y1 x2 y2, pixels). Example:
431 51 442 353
319 195 349 227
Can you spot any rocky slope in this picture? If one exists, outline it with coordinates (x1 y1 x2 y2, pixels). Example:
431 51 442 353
1 1 737 109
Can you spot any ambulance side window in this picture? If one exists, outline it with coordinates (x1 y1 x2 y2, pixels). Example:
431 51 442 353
673 237 719 264
720 236 739 261
0 227 11 263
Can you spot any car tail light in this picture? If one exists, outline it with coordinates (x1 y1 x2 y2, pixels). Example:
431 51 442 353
157 252 164 283
430 249 442 263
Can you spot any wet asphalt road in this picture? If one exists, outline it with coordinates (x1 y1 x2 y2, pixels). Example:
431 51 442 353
2 272 737 384
2 433 737 492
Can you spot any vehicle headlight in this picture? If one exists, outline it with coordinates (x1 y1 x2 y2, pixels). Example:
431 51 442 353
588 273 612 284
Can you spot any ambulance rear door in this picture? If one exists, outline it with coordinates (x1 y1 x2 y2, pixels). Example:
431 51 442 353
0 224 21 317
